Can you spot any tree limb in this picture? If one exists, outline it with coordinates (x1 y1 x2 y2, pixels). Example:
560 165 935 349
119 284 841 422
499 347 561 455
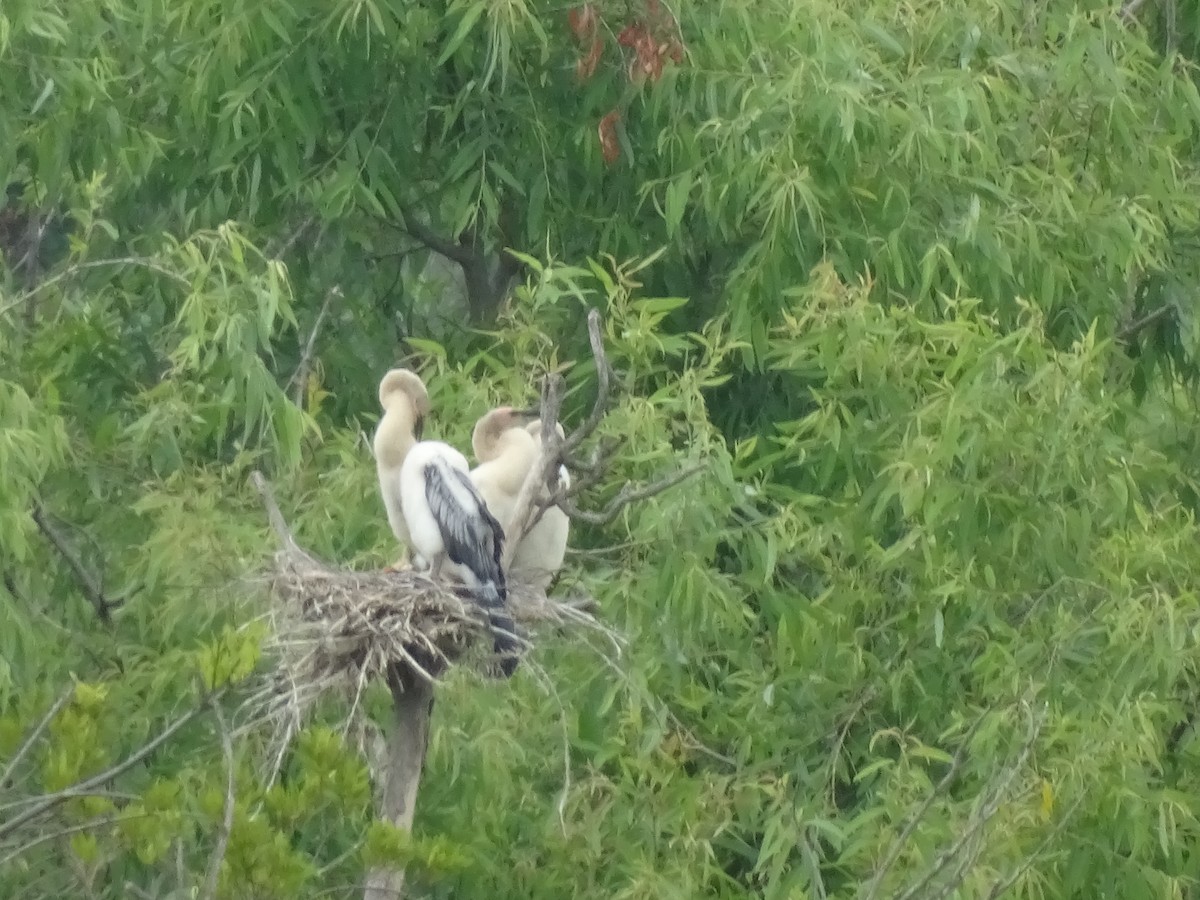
363 669 435 900
30 504 122 623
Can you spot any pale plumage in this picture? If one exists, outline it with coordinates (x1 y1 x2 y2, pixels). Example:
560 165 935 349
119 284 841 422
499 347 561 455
373 369 431 565
400 440 519 677
516 420 571 590
470 410 570 590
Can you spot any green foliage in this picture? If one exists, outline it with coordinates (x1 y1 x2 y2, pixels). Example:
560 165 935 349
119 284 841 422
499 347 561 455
3 0 1200 897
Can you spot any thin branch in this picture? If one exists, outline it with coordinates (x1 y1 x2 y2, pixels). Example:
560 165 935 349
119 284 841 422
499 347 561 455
558 463 706 526
0 258 190 317
0 691 222 841
1 687 73 789
268 213 318 258
0 810 158 868
1117 302 1175 341
249 471 318 566
501 375 566 568
200 698 235 900
861 711 989 900
288 285 341 407
30 504 121 623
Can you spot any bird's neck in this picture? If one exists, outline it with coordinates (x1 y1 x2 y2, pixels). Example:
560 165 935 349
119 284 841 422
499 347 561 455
489 431 539 493
375 404 419 468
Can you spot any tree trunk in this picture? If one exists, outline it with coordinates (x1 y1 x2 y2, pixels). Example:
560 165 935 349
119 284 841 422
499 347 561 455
363 670 435 900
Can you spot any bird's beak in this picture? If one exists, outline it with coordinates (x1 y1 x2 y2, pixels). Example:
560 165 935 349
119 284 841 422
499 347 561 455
513 407 541 419
414 414 426 440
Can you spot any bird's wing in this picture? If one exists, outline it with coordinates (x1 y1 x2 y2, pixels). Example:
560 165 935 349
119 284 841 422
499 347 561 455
423 457 505 585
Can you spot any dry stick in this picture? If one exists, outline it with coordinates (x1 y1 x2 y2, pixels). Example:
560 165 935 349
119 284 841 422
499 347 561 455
0 692 222 841
363 669 436 900
30 504 120 623
289 285 342 407
0 688 73 789
200 698 235 900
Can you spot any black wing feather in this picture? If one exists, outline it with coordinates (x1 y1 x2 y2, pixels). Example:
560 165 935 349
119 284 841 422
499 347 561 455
423 460 519 677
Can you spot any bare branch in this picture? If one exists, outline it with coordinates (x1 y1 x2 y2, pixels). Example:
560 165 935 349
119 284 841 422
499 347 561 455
1 687 73 789
501 375 566 568
31 504 121 623
0 691 222 841
268 213 318 258
288 285 342 407
558 463 706 526
200 698 235 900
249 471 319 566
561 309 614 458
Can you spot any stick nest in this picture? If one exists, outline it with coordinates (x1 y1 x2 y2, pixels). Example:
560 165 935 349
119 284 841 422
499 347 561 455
244 537 607 744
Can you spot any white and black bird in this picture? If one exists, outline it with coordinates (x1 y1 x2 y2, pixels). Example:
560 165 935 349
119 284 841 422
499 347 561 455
400 440 520 677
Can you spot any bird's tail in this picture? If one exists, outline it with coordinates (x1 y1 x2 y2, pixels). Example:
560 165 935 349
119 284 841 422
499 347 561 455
472 579 520 678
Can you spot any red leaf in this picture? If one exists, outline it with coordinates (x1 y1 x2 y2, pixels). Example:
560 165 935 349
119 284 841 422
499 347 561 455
598 110 621 165
618 23 641 47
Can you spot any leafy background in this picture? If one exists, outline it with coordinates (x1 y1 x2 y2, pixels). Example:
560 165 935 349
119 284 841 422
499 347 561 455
3 0 1200 896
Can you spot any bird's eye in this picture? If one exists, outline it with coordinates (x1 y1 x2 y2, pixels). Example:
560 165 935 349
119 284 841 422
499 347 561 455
414 415 426 440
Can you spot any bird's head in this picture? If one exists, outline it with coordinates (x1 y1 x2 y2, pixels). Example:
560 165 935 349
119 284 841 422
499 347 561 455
526 419 567 442
378 369 432 432
472 406 539 462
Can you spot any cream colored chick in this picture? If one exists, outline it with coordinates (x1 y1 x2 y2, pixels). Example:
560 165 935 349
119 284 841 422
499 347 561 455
373 368 432 567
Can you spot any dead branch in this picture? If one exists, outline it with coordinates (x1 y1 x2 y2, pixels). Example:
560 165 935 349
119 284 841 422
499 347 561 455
0 691 223 842
0 687 73 790
30 503 123 623
200 697 235 900
288 285 341 407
